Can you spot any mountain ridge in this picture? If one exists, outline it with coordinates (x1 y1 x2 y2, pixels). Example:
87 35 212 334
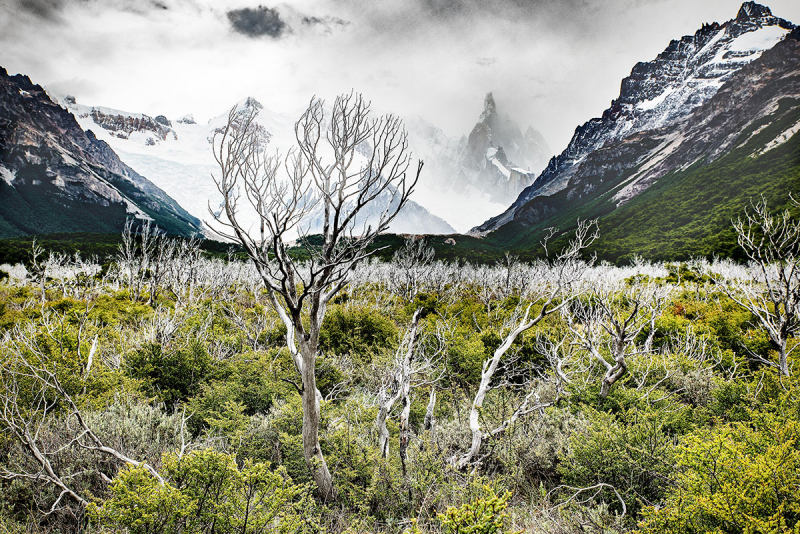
478 29 800 263
0 67 202 238
473 1 796 235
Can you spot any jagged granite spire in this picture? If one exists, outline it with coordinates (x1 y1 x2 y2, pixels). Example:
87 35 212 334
480 92 497 122
458 92 552 204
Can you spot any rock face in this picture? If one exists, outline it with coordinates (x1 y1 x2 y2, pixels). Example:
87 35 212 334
480 20 800 260
0 67 202 238
474 1 795 235
66 99 178 144
456 92 550 205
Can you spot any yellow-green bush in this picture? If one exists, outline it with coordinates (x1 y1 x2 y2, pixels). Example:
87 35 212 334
91 449 316 534
637 415 800 533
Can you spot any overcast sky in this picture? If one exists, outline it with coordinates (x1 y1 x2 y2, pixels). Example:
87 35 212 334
2 0 799 153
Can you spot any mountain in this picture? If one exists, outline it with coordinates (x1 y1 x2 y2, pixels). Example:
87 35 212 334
61 97 456 237
471 8 800 263
474 1 796 236
0 67 202 239
457 92 551 204
405 94 551 232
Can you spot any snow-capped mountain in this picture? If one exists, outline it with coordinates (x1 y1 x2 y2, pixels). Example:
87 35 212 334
474 1 795 235
61 96 455 237
404 93 551 232
457 92 550 204
0 67 201 238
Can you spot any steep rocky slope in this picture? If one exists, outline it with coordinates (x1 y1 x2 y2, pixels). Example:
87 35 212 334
0 67 201 238
484 29 800 262
474 1 795 235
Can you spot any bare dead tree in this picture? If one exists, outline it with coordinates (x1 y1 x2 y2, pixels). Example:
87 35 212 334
423 386 436 433
388 237 435 302
708 196 800 376
453 220 599 469
374 310 444 475
376 310 422 458
29 238 47 303
498 252 528 299
117 218 157 303
533 332 590 389
167 235 202 307
208 93 422 501
565 280 669 398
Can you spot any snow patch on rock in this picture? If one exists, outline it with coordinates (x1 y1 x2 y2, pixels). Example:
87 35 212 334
753 119 800 156
0 165 15 186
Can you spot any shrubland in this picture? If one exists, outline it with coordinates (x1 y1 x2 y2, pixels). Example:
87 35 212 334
0 198 799 533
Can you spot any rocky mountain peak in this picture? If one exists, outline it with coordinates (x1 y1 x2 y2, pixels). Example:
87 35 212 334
455 92 552 205
737 2 772 21
481 92 496 121
473 2 797 235
0 65 201 237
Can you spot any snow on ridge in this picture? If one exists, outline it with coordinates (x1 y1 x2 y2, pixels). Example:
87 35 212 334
626 23 790 139
491 158 512 179
636 87 675 111
728 25 790 53
697 28 727 57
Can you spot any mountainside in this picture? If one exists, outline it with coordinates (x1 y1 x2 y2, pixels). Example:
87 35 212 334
474 1 796 235
0 68 202 239
62 97 456 236
480 25 800 263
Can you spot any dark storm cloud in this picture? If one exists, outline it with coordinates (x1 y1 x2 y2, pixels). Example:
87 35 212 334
16 0 173 22
16 0 66 21
227 6 287 39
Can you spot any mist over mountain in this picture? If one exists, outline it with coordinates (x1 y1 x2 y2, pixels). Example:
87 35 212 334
60 96 456 237
406 93 551 232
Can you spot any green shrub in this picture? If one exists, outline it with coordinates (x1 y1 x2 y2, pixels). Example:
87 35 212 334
437 485 518 534
91 449 316 534
186 350 288 435
125 341 213 407
319 305 398 363
637 416 800 533
559 407 680 517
